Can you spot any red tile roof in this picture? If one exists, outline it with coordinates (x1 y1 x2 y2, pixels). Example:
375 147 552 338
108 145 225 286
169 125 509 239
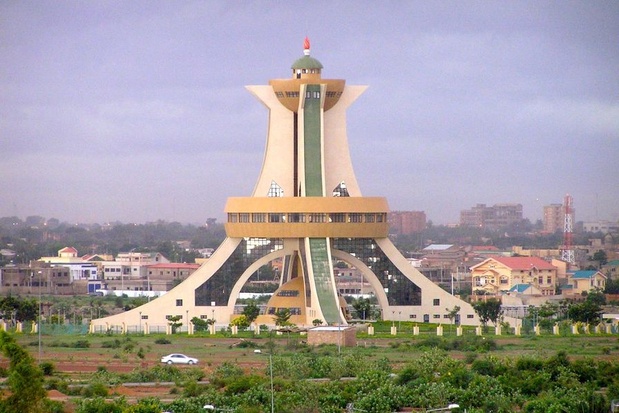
493 256 556 270
59 247 78 253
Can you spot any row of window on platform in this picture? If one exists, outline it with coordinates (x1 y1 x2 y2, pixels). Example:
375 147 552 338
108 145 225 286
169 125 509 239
227 212 387 224
274 90 343 99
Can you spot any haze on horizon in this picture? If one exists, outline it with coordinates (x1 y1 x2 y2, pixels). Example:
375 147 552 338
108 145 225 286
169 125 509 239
1 2 618 226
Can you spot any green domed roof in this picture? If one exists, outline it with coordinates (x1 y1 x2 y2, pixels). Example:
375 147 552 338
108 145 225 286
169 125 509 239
291 55 323 70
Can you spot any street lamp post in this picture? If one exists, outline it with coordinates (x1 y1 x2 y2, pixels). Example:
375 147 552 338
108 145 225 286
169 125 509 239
36 271 42 364
269 353 274 413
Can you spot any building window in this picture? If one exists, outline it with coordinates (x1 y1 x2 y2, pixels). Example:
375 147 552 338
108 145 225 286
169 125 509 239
252 213 266 223
409 314 417 319
433 314 441 319
547 276 552 284
467 314 474 319
239 213 250 223
308 213 326 223
276 290 299 297
176 299 183 306
349 213 363 223
330 213 345 223
288 213 305 223
433 299 440 306
269 213 285 223
365 214 375 223
141 315 148 320
228 213 238 223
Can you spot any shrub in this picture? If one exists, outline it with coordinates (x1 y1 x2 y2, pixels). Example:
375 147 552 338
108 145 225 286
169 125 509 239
182 380 204 397
235 340 259 349
81 382 109 397
101 339 121 349
154 338 171 345
40 361 56 375
464 352 478 364
45 378 69 394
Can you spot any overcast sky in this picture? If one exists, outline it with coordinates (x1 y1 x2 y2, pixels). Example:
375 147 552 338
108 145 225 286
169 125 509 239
1 1 618 226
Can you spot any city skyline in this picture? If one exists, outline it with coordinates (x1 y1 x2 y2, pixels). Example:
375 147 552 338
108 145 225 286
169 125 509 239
1 2 618 225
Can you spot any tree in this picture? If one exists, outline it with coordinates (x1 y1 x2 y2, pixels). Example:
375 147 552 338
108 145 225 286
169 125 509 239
190 316 209 332
446 305 461 328
472 299 503 327
351 298 372 320
591 250 608 268
0 331 47 412
273 309 292 326
230 315 250 329
605 278 619 294
167 315 182 333
242 300 260 325
567 297 603 324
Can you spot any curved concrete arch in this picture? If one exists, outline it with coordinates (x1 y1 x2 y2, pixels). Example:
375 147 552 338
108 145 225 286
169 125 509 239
376 238 478 317
331 249 389 309
91 237 243 330
227 245 298 309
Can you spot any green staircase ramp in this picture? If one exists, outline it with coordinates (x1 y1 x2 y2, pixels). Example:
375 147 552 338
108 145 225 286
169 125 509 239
308 238 340 324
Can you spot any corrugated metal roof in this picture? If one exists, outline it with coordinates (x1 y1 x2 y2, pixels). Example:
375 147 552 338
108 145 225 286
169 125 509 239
423 244 454 251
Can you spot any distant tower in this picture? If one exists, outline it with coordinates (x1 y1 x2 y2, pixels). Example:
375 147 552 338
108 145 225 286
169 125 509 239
90 39 479 332
561 194 575 265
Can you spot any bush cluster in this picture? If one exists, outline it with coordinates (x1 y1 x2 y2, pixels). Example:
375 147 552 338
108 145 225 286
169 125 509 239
71 347 619 413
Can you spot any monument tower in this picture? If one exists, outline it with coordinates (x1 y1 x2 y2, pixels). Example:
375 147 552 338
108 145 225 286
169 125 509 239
92 39 478 332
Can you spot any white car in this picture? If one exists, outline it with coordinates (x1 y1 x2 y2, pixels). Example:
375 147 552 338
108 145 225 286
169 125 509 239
160 353 198 365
